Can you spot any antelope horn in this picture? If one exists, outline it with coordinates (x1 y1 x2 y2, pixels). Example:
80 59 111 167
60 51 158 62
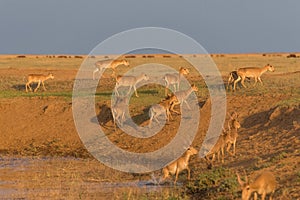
228 121 231 131
243 170 249 184
236 172 244 186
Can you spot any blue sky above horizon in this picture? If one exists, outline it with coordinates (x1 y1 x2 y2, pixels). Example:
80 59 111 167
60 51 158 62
0 1 299 54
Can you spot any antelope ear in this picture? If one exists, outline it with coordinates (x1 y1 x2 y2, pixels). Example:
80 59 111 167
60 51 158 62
243 170 248 184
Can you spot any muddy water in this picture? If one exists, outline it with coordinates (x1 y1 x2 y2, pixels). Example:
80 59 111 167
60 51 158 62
0 157 177 199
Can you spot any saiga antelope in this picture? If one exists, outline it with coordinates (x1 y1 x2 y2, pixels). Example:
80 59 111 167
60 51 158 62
169 84 198 115
148 97 174 128
111 96 128 129
225 112 241 156
114 73 149 97
204 132 227 165
237 171 276 200
233 64 275 91
203 127 233 166
162 147 198 184
93 59 129 80
25 73 54 92
163 67 189 96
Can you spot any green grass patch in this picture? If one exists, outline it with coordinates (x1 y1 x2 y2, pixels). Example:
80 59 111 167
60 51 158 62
276 97 300 108
186 167 239 199
0 90 73 99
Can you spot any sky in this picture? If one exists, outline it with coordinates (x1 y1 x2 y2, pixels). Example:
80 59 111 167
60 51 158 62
0 0 299 54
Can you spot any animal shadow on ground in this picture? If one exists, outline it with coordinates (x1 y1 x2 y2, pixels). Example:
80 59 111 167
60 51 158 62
224 156 258 169
242 109 275 134
131 107 150 126
12 84 27 91
225 150 293 169
91 104 151 129
138 90 159 96
243 106 299 135
91 104 113 127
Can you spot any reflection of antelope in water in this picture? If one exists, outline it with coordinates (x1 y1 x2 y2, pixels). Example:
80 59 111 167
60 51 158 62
92 59 129 80
233 64 275 91
25 73 54 92
114 73 149 97
163 67 189 96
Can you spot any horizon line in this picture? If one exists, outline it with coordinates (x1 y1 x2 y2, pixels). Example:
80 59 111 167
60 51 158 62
0 52 299 56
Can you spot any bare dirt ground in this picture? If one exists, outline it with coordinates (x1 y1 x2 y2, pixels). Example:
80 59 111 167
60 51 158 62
0 54 299 199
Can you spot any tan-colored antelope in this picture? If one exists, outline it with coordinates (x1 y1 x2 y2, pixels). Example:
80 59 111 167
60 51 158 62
227 70 250 91
162 147 198 184
163 67 189 96
233 64 275 91
111 96 128 128
93 59 129 80
225 112 241 156
204 135 226 164
148 97 174 128
25 73 54 92
114 73 149 97
237 171 277 200
169 84 198 115
202 112 240 168
203 128 229 165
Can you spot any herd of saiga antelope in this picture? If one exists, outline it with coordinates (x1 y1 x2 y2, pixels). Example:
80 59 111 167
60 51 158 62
25 59 276 199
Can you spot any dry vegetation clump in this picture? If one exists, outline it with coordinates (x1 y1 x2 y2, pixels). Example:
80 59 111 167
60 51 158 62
57 55 68 58
287 53 297 58
74 55 83 59
125 55 136 58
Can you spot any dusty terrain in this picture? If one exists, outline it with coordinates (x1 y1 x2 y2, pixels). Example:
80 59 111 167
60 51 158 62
0 54 299 199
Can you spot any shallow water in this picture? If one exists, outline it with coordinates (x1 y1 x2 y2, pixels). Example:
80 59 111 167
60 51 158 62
0 157 177 199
